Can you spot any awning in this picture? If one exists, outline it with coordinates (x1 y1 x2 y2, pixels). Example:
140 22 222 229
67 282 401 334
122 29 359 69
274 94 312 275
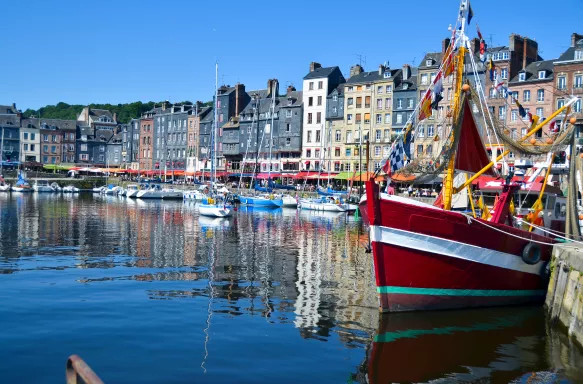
334 172 353 180
229 173 254 178
293 171 312 179
391 173 416 182
257 173 281 179
43 164 72 171
350 171 376 182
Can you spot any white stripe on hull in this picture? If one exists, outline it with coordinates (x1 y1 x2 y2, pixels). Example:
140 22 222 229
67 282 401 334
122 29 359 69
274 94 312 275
370 225 545 276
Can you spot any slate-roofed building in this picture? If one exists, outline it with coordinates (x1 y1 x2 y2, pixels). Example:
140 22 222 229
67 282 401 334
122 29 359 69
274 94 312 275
393 65 418 133
60 120 77 164
38 118 75 165
187 104 211 174
0 104 21 164
76 107 118 166
19 118 41 163
554 33 583 139
123 119 140 170
302 62 345 171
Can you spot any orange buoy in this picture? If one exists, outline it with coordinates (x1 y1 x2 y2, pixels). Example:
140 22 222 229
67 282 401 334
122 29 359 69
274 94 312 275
570 117 577 124
545 138 554 144
579 214 583 220
462 84 471 92
529 138 537 145
580 153 583 159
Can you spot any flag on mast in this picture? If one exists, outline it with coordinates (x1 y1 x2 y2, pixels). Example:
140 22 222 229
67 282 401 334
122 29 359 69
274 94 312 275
467 1 474 24
418 92 433 121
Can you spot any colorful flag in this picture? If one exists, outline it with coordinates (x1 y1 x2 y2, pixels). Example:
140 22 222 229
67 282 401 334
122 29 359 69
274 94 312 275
476 24 483 40
418 92 433 121
479 40 487 62
467 1 474 24
433 72 443 94
487 57 495 81
529 114 540 132
403 122 414 159
387 137 407 174
515 99 526 118
550 120 559 133
431 93 443 110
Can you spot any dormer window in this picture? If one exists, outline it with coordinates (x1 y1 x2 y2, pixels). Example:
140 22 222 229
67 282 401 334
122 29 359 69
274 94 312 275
575 50 583 60
538 70 546 79
403 83 409 90
426 59 433 66
383 71 391 78
519 72 526 81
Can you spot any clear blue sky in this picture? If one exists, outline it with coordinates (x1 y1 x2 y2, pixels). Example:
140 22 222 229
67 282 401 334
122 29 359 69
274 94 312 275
3 0 582 111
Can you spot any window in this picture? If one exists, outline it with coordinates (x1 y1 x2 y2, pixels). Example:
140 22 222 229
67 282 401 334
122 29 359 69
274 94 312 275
366 84 371 90
365 96 371 108
489 88 495 98
285 138 291 146
575 99 582 113
315 149 320 158
316 130 321 142
523 90 530 102
511 109 518 122
384 113 391 124
417 126 425 138
317 96 322 106
286 110 293 118
309 82 314 90
376 114 382 124
558 76 566 89
575 75 583 88
347 114 353 123
357 86 362 91
43 134 48 142
345 163 351 172
501 68 508 79
316 112 321 124
499 106 506 119
355 113 362 123
536 107 544 117
421 74 428 85
364 113 371 124
346 130 352 142
417 145 423 154
386 85 393 93
427 125 434 137
575 50 583 60
23 132 28 140
80 154 88 161
51 146 56 153
43 156 48 163
347 97 354 106
408 99 414 108
332 106 337 114
377 86 383 94
286 123 291 132
23 143 28 150
519 72 526 81
375 130 381 141
335 130 341 142
558 99 565 109
538 70 546 79
318 81 323 89
30 144 35 151
308 97 313 106
356 97 362 108
306 130 312 143
332 94 338 101
384 129 390 139
345 148 351 157
374 146 381 156
347 86 353 92
377 99 382 109
385 98 391 109
308 113 313 124
522 108 531 121
396 113 403 124
537 89 545 102
397 99 403 109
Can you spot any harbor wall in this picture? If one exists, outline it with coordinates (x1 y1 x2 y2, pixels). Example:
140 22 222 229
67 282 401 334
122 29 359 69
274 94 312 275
545 244 583 348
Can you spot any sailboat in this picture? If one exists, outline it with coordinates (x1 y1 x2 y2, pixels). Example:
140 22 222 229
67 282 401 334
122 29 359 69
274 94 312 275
199 63 232 218
238 80 283 208
0 175 10 192
361 0 579 312
11 171 33 192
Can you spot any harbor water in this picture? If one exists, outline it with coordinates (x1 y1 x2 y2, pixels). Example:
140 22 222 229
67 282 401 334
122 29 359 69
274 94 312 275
0 193 582 383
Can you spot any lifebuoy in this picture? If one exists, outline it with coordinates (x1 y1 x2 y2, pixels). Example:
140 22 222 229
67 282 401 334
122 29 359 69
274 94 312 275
522 243 541 265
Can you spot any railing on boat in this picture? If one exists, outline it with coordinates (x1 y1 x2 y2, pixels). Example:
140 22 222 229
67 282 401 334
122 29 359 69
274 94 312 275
66 355 104 384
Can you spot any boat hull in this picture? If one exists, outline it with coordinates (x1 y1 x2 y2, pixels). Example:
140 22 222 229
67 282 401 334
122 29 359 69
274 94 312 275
365 187 553 313
33 186 55 193
199 205 231 217
11 186 33 192
299 199 347 212
281 195 298 208
0 185 10 192
239 196 283 208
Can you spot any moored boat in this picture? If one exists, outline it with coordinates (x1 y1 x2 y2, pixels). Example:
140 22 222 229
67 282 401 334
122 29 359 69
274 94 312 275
124 184 140 198
33 179 56 193
239 194 283 208
11 172 33 192
62 185 79 193
0 176 9 192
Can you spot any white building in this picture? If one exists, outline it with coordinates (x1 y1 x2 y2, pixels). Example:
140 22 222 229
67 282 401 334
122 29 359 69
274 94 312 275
20 118 41 162
301 62 345 171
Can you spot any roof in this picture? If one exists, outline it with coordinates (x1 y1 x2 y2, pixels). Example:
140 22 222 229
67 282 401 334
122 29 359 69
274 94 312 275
394 71 418 92
0 105 17 114
555 38 583 62
79 126 93 136
345 70 382 85
282 90 303 107
303 66 339 80
217 86 236 95
327 85 344 98
418 52 443 69
90 109 114 119
39 118 77 131
21 118 40 129
509 59 555 84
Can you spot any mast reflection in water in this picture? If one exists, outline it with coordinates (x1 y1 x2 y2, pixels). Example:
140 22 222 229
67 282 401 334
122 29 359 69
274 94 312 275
0 193 581 383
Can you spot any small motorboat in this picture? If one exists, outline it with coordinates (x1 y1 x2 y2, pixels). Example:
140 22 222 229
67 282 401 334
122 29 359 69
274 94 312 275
282 194 298 208
125 184 140 198
199 197 231 217
62 185 80 193
0 176 10 192
92 186 105 193
298 196 348 212
33 180 56 193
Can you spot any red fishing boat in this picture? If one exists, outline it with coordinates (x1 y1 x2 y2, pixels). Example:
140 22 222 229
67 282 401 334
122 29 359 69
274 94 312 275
360 0 579 313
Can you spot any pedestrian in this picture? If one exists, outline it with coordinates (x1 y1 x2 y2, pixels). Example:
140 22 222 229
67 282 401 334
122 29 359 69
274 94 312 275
407 185 413 197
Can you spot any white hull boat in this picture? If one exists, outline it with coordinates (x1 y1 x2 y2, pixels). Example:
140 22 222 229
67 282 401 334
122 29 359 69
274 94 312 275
33 180 58 193
184 190 206 200
0 184 10 192
62 185 79 193
125 185 140 198
199 204 232 217
11 186 33 192
298 198 348 212
93 187 105 193
282 195 298 208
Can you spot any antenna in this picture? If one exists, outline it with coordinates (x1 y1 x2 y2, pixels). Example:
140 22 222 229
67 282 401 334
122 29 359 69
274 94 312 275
488 34 494 48
353 54 367 68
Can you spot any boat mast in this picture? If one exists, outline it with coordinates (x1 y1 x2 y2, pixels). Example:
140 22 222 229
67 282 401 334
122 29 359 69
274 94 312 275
267 81 276 187
327 122 332 186
251 95 261 191
442 0 469 210
0 127 4 175
212 62 219 188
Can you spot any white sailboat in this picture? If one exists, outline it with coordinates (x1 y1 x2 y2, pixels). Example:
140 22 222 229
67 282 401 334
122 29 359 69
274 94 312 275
199 63 231 218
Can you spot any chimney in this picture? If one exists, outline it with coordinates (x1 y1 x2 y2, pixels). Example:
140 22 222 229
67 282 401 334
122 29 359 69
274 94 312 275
287 85 296 94
234 83 246 116
181 105 185 112
84 107 90 124
162 101 167 110
523 36 528 70
349 64 363 78
113 112 117 122
572 33 583 47
309 62 322 72
196 100 204 109
378 64 386 76
402 64 411 80
442 38 451 54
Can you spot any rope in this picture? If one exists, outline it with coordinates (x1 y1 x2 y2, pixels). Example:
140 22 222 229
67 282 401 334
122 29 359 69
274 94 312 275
457 212 556 245
516 219 583 244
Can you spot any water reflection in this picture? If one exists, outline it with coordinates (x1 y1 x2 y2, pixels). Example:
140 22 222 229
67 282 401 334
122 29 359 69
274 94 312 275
0 193 582 383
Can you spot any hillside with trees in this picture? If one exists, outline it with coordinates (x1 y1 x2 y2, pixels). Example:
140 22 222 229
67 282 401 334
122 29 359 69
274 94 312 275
22 100 211 123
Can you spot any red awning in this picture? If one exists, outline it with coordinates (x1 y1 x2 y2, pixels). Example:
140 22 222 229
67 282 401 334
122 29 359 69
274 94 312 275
257 173 281 179
293 171 312 179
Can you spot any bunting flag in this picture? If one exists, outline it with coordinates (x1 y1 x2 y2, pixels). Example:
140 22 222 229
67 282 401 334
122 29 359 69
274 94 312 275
431 74 444 110
487 57 495 81
515 99 527 118
387 137 407 174
528 113 540 132
418 92 433 121
476 24 483 40
550 120 559 133
431 93 443 110
403 122 414 159
479 40 487 62
467 1 474 24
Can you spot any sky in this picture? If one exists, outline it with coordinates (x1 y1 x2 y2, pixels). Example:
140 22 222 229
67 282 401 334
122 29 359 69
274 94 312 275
3 0 582 111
